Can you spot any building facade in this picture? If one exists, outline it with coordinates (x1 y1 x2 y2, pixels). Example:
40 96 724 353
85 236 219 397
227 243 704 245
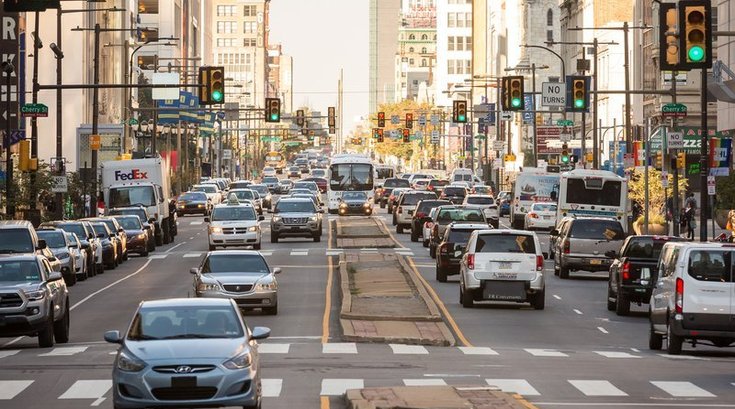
369 0 401 113
394 0 436 103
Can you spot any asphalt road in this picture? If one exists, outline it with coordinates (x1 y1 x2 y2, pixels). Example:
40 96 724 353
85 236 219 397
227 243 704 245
1 195 735 409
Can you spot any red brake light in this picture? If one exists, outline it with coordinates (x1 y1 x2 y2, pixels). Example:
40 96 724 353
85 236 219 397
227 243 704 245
563 240 570 254
397 207 403 214
622 262 630 281
440 243 449 254
467 253 475 269
536 255 544 271
675 277 684 314
425 221 434 229
529 213 539 219
416 212 427 218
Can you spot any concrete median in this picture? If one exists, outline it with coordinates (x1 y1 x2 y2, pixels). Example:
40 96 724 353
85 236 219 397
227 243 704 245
344 386 537 409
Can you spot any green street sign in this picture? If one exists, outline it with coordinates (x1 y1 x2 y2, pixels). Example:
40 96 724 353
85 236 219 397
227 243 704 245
662 103 687 118
474 134 487 140
556 119 574 127
21 103 48 118
128 118 139 126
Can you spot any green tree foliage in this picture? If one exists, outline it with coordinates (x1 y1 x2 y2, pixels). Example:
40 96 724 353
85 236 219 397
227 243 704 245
628 167 688 224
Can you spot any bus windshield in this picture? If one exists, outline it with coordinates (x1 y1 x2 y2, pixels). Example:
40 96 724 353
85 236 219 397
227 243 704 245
565 178 622 207
330 164 374 191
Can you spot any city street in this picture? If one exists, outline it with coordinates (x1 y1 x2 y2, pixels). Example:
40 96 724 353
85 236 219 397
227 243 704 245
1 201 735 409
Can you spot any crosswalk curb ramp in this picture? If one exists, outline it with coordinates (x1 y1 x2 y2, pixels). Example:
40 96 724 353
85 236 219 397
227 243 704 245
344 385 533 409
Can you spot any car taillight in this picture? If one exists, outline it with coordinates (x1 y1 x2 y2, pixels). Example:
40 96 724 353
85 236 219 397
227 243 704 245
467 254 475 270
563 240 570 254
427 186 434 191
622 262 630 281
529 212 539 219
424 221 434 229
675 277 684 314
397 207 403 214
536 255 544 271
440 243 449 254
416 212 426 219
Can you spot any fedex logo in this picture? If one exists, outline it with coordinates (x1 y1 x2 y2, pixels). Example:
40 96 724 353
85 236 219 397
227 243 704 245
114 169 148 181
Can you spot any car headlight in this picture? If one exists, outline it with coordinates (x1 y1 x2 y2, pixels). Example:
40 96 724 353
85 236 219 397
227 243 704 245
363 202 371 208
197 282 221 291
255 279 277 291
309 216 318 222
136 233 147 240
209 227 222 234
223 351 252 370
339 203 347 208
272 216 282 223
197 204 204 208
117 349 146 372
24 289 46 301
248 226 259 232
56 252 71 260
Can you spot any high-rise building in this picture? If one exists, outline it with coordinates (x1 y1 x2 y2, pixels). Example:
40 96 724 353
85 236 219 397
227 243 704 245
369 0 401 113
435 0 472 108
267 43 294 113
394 0 436 103
717 1 735 134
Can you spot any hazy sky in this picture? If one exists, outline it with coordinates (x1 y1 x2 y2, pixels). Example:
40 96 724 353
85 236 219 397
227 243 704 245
269 0 369 132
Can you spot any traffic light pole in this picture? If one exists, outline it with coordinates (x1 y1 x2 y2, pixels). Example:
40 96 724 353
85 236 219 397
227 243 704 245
699 67 709 242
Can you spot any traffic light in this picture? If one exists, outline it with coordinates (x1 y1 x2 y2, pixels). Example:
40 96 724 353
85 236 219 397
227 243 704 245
402 128 410 143
377 128 384 143
296 109 305 127
659 3 680 70
655 151 663 169
569 154 579 164
265 98 281 122
328 107 336 127
566 76 589 112
18 140 29 171
198 66 225 105
377 111 386 127
406 113 413 129
677 152 686 169
560 143 569 164
679 0 712 69
452 100 467 123
502 76 524 111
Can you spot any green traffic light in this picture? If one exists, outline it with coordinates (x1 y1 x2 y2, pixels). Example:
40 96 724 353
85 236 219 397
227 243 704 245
511 98 522 108
561 155 569 163
574 99 584 108
458 114 466 122
270 113 279 121
212 90 223 102
688 45 705 62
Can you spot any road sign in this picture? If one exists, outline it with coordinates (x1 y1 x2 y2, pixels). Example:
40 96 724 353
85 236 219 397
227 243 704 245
430 130 440 144
541 82 567 107
51 176 68 193
556 119 574 127
500 111 512 121
89 134 101 151
418 114 426 126
222 149 232 160
504 154 516 162
493 140 505 150
128 118 139 126
2 129 25 149
430 114 439 126
662 103 687 119
666 131 684 149
560 133 572 142
21 103 48 118
623 153 634 168
390 115 400 125
415 130 423 139
707 175 716 195
661 171 669 188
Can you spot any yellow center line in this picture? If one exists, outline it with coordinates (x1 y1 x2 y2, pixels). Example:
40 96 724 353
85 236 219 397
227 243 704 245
320 395 330 409
513 393 541 409
322 218 334 344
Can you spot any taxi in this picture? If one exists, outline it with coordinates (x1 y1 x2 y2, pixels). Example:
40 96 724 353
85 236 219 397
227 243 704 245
206 194 264 251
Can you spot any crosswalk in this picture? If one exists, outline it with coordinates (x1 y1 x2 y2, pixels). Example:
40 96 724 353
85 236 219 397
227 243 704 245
144 247 418 260
0 377 731 402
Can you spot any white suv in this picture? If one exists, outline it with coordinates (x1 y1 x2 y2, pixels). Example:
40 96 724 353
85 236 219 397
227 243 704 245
649 242 735 355
459 229 545 310
206 195 264 251
394 191 438 234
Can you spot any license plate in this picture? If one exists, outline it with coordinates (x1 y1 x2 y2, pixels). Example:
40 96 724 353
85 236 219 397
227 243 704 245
590 259 602 265
543 216 551 220
408 210 414 215
483 281 525 301
290 227 300 231
171 376 197 388
498 262 512 269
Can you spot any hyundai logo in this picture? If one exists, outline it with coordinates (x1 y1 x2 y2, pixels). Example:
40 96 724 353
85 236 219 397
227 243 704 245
174 366 193 374
235 286 241 291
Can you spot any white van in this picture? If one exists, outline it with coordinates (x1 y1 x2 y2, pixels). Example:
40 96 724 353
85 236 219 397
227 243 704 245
510 168 560 229
650 242 735 355
450 168 474 183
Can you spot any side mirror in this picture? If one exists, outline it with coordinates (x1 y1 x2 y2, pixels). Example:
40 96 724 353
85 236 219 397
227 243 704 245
273 267 282 275
80 242 90 249
190 267 199 274
48 256 57 262
605 250 617 259
48 271 63 281
118 227 124 233
204 217 210 223
543 252 549 260
258 215 265 221
549 229 559 236
251 326 271 340
36 239 47 250
104 330 122 344
148 218 156 224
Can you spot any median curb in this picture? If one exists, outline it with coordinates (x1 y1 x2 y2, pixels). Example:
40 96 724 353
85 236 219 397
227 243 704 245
344 386 538 409
336 216 398 248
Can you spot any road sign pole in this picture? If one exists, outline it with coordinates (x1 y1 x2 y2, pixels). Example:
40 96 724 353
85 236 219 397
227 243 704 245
4 67 13 219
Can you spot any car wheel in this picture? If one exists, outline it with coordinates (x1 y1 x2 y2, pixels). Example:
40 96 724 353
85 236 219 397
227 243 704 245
422 239 429 247
243 397 262 409
264 305 278 315
606 283 616 311
38 309 55 348
396 224 403 234
436 263 447 282
430 244 436 259
667 321 683 355
155 232 163 246
392 214 397 226
461 286 474 308
65 270 77 287
253 243 261 250
97 263 104 275
410 229 419 242
313 235 321 243
140 249 149 257
530 290 545 310
649 324 663 350
53 302 70 343
615 287 630 316
271 233 278 243
559 263 570 279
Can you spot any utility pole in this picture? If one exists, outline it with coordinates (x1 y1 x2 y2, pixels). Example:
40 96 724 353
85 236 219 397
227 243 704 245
91 23 100 202
623 22 632 154
592 37 599 169
531 63 538 165
29 12 41 216
54 7 63 220
2 62 14 218
699 67 708 242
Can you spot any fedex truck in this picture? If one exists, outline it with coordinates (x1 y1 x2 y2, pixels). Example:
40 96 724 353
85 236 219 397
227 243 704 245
101 156 174 245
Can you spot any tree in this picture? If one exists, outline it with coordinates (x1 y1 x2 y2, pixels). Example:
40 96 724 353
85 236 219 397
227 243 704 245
628 167 688 224
374 100 438 165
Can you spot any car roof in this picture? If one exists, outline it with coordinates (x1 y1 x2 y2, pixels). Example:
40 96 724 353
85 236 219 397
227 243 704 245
448 223 490 230
140 297 236 309
279 197 312 202
0 220 33 228
475 228 536 236
466 194 493 198
0 254 44 262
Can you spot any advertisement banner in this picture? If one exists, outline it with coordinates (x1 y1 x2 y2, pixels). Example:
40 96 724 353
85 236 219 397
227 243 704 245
709 137 731 176
536 126 562 154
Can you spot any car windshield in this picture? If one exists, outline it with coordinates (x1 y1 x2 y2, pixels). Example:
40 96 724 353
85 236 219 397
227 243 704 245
263 177 279 183
66 233 79 246
100 220 117 232
290 189 312 195
277 200 315 213
279 180 291 185
115 217 142 230
402 193 437 205
180 192 207 201
229 182 251 189
92 224 109 238
343 192 367 200
294 182 317 191
625 237 683 259
251 185 269 195
436 209 484 223
430 180 449 187
290 167 300 171
476 234 536 253
329 163 374 191
231 190 255 200
193 185 217 194
532 203 557 212
109 209 147 222
444 187 467 196
127 305 244 340
447 229 476 244
417 200 449 214
202 254 269 274
569 220 625 240
687 250 735 282
474 186 490 193
57 224 87 239
211 207 256 221
384 179 411 188
0 260 41 282
109 186 156 207
37 231 66 248
466 197 494 205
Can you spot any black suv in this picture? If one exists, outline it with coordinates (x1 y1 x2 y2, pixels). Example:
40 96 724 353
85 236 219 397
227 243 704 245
410 199 450 242
435 223 490 282
376 178 411 208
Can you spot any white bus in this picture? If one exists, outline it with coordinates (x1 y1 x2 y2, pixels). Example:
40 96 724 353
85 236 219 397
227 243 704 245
327 154 376 213
557 169 629 232
375 164 396 186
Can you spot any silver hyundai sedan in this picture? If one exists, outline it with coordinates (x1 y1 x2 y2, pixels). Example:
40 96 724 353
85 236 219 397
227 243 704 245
104 298 270 409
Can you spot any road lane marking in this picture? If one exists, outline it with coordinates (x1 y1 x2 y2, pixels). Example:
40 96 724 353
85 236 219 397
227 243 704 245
326 249 342 256
165 242 184 253
404 379 447 386
148 254 168 259
0 380 33 399
594 351 640 359
58 380 112 400
631 348 640 353
39 346 88 356
656 354 709 361
390 344 428 354
597 326 609 334
189 237 194 240
0 350 20 359
524 348 568 357
183 252 202 258
262 379 283 397
322 219 334 344
190 221 203 225
573 309 583 315
485 379 540 396
568 380 627 396
259 343 290 354
553 295 562 300
290 250 309 256
322 343 357 354
320 379 364 396
459 347 499 355
651 381 716 397
70 259 152 311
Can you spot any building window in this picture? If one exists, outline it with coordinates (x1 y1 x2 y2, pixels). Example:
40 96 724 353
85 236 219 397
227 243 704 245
448 12 456 28
547 9 553 26
244 21 257 33
433 34 437 40
217 5 236 16
216 21 237 34
244 5 256 16
448 60 455 75
217 38 237 47
448 36 455 51
421 47 427 54
456 13 464 27
243 38 256 47
421 34 428 40
465 36 472 50
409 34 416 40
409 47 415 53
409 58 415 65
546 30 553 42
421 59 427 67
465 13 472 27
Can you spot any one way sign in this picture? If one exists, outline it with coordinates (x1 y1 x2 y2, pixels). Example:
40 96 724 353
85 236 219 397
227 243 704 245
541 82 566 107
2 129 24 148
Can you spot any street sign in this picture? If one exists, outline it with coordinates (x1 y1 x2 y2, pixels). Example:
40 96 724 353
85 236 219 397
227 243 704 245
390 115 400 125
2 129 25 149
707 175 716 195
504 154 516 162
661 171 669 188
222 149 232 160
128 118 139 126
430 130 440 144
666 131 684 149
418 114 426 126
430 114 439 126
623 153 634 168
51 176 68 193
21 103 48 118
415 130 423 139
500 111 512 121
492 140 505 150
541 82 567 107
662 103 687 119
556 119 574 127
560 133 572 142
151 73 180 100
89 134 101 151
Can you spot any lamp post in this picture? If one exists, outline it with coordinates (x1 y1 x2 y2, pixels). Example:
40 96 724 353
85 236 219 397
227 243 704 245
1 61 13 218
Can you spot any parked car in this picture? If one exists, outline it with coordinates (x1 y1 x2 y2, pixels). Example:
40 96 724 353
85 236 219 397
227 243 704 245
523 202 557 230
0 220 60 273
0 255 70 347
174 191 211 216
36 229 77 286
607 235 686 316
40 221 97 278
410 199 451 242
104 298 270 409
376 178 411 208
81 221 105 274
439 185 469 205
192 250 280 314
429 206 486 258
84 217 128 264
435 223 489 282
270 197 323 243
459 229 546 309
463 194 499 229
649 242 735 355
65 232 89 281
113 215 151 257
106 206 157 253
394 191 438 233
89 222 118 270
551 217 627 279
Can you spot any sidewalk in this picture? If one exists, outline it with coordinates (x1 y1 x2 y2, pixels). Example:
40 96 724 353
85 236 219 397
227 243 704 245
344 386 535 409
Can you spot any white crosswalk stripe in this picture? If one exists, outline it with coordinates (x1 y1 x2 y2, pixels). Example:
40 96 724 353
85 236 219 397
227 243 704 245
568 380 628 396
0 350 20 359
485 379 540 396
651 381 716 397
594 351 640 359
320 379 364 396
148 254 168 260
524 348 568 357
403 379 447 386
58 380 112 401
259 343 290 354
389 344 428 354
0 380 33 400
39 347 88 357
190 221 203 225
459 347 499 356
322 343 358 354
326 249 343 256
182 252 202 258
290 250 309 256
262 378 283 398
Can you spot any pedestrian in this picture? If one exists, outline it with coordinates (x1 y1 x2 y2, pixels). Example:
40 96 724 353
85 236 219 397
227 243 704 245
685 193 697 211
685 204 696 240
679 207 689 238
83 193 91 217
727 209 735 242
96 193 105 216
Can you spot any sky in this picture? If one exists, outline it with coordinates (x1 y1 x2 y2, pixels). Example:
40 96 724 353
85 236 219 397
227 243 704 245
268 0 369 133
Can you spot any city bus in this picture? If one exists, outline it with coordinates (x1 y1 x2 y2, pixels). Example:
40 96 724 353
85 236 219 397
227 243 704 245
264 151 286 174
557 169 629 232
327 154 375 213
